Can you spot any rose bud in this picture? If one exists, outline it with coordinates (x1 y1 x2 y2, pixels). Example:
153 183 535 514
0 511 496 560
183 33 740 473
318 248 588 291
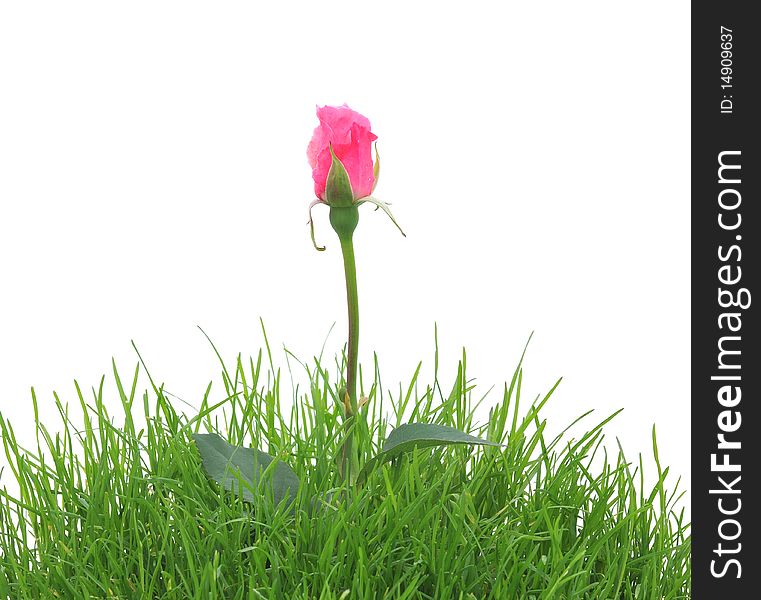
306 104 403 251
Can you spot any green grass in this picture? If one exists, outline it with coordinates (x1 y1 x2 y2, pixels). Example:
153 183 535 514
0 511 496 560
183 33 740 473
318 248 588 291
0 334 690 599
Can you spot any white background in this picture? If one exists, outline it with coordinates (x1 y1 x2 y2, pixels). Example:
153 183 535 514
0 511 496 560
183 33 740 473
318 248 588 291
0 2 690 496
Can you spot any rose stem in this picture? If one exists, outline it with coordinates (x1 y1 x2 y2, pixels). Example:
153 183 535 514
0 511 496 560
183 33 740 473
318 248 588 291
329 205 361 482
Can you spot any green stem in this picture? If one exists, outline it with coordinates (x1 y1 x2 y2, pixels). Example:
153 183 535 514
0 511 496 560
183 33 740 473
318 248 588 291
329 205 361 482
339 235 360 413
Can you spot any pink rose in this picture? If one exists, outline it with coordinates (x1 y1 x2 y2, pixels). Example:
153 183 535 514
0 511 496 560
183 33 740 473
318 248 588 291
307 104 377 202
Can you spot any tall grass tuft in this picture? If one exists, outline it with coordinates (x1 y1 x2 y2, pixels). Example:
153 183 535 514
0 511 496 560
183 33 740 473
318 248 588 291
0 337 690 599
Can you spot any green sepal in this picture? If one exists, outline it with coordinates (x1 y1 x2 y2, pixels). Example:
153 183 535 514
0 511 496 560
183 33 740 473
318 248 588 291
324 145 355 208
308 199 326 251
357 196 406 237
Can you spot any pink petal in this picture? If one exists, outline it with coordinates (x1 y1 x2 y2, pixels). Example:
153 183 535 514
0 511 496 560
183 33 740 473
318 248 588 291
306 104 377 201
